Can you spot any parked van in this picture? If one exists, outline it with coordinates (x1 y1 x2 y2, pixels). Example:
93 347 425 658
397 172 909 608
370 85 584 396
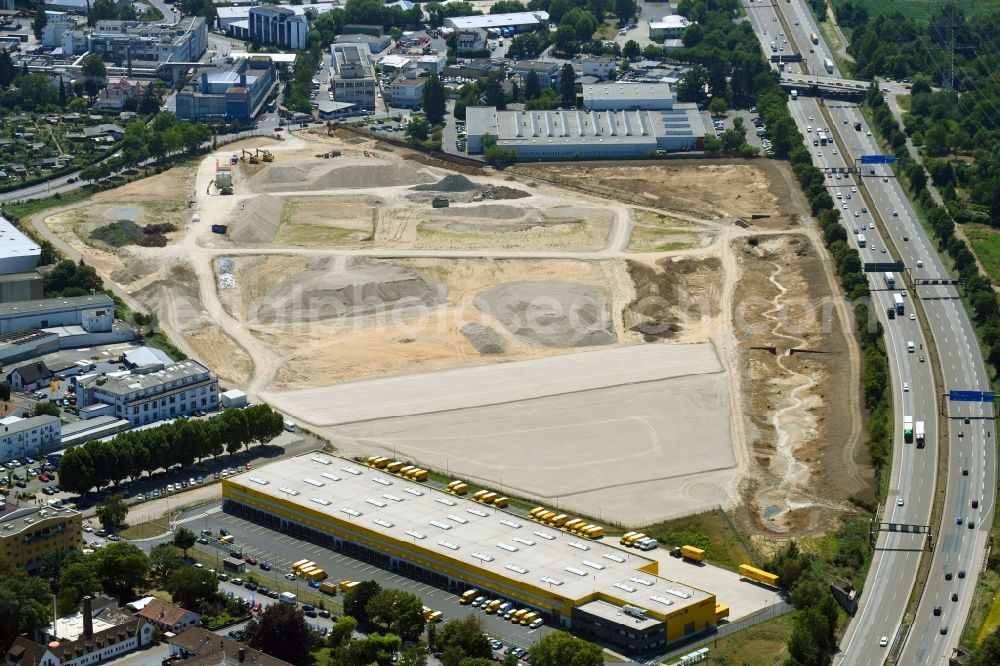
283 419 297 432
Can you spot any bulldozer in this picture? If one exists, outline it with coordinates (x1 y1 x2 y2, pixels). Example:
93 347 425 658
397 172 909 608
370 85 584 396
256 148 274 162
241 149 259 164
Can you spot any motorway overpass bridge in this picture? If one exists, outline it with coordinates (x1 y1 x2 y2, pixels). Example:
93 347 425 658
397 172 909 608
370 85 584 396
780 73 869 100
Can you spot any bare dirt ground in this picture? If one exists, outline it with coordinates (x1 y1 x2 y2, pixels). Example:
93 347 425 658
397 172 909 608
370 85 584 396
29 130 863 533
728 234 869 537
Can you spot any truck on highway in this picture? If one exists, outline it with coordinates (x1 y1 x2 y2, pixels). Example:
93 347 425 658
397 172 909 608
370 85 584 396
790 89 797 99
904 416 914 443
810 31 819 45
884 272 896 288
916 420 925 448
824 58 834 74
857 234 866 247
280 591 297 605
894 292 905 314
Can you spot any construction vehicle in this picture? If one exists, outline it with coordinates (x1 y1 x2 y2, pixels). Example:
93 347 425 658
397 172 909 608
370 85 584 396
241 149 259 164
209 159 233 195
738 564 780 587
315 149 342 158
256 148 274 162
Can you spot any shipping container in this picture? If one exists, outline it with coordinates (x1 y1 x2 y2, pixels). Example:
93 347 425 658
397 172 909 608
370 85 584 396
680 545 706 562
738 564 780 587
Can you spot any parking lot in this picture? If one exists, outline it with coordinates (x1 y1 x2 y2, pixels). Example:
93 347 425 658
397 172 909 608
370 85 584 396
183 505 554 653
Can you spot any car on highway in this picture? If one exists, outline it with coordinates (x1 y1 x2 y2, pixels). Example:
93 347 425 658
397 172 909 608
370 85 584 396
879 636 889 647
957 516 963 525
959 570 967 578
934 605 942 616
903 383 909 392
919 355 925 362
910 313 916 320
897 497 904 505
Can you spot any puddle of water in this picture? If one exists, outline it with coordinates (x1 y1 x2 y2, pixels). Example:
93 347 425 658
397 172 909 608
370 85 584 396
109 206 143 221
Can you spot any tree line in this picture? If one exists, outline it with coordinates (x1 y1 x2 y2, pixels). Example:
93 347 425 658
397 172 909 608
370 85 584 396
58 404 285 495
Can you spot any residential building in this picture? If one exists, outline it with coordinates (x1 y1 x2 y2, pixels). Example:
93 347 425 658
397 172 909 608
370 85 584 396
86 17 208 66
222 453 719 656
74 359 219 426
6 361 52 390
175 56 276 123
330 43 376 110
0 294 114 336
6 598 153 666
41 19 76 48
0 217 41 276
509 60 561 90
456 29 486 52
82 123 125 140
248 5 308 51
93 78 148 111
648 15 692 40
581 56 616 80
444 11 550 33
167 627 292 666
582 82 676 110
136 599 201 633
386 75 426 109
0 503 82 573
464 105 706 159
0 415 61 462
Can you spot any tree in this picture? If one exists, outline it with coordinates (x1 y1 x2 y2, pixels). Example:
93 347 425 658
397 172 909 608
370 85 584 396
0 382 10 401
0 560 52 650
422 74 446 126
327 615 358 648
523 70 542 101
167 566 219 612
613 0 636 22
244 601 318 664
58 445 95 495
344 579 382 626
149 543 185 575
554 23 576 53
365 589 426 642
32 401 60 417
406 116 431 141
93 542 150 598
173 527 197 557
95 494 128 531
622 40 640 60
0 49 15 88
56 560 100 616
708 96 728 116
529 631 602 666
32 10 47 41
435 615 492 660
218 407 250 455
559 63 576 108
243 404 284 450
81 53 107 96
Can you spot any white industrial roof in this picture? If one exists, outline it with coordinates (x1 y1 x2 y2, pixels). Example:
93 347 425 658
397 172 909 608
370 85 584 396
582 82 674 104
225 453 712 615
445 11 549 31
0 216 41 269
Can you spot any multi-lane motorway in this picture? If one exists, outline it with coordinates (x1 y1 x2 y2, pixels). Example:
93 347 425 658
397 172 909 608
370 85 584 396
744 2 995 663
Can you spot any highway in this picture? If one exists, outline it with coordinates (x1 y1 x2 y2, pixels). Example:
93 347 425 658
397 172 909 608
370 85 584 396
744 2 995 663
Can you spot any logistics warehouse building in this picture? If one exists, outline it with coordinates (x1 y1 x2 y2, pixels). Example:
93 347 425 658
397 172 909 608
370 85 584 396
222 454 720 654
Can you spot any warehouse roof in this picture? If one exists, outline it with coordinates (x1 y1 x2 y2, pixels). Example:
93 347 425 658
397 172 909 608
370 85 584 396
0 294 114 318
445 11 549 31
582 82 674 105
225 454 713 617
0 216 41 272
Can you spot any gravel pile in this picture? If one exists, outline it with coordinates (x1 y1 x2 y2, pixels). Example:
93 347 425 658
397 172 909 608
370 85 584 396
413 174 479 192
461 323 506 355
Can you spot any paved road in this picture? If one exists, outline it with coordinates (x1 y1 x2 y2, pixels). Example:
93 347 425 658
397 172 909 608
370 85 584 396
759 2 996 664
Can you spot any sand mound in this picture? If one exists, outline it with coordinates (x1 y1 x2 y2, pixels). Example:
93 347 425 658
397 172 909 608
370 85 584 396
413 174 478 192
461 323 506 355
229 194 284 244
474 281 615 348
255 256 447 324
111 257 162 284
253 159 437 192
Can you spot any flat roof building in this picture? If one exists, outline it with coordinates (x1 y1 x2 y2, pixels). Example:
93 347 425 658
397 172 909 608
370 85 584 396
649 15 692 40
222 453 718 655
582 82 676 110
0 503 83 572
0 414 61 463
444 11 549 33
86 17 207 66
0 294 114 336
330 43 377 110
464 105 705 160
0 216 41 276
175 56 276 123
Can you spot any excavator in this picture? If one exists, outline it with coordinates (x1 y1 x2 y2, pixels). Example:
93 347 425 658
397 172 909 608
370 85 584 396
241 149 259 164
256 148 274 162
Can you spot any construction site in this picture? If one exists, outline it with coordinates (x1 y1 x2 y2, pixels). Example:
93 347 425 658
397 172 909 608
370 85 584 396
28 128 867 539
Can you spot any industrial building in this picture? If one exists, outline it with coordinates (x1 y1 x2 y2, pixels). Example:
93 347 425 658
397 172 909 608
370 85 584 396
0 216 41 276
444 11 550 34
74 359 219 427
464 104 706 160
175 56 276 123
0 503 83 572
222 453 720 655
0 414 61 463
218 2 339 39
509 60 561 90
246 5 308 50
86 18 208 66
648 15 692 40
582 82 676 110
330 43 377 110
0 294 115 335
